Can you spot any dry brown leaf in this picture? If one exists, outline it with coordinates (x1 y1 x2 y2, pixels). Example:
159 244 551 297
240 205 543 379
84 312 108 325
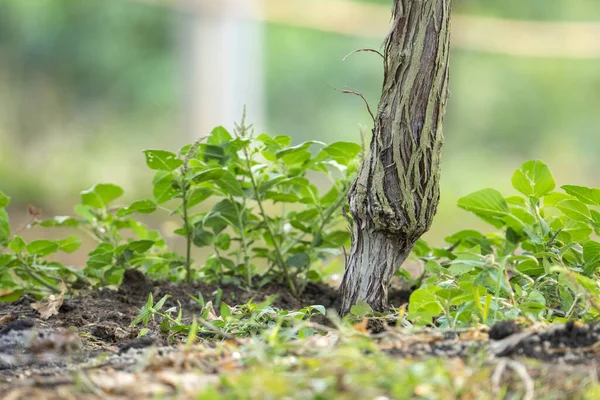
0 312 16 328
203 301 223 322
353 318 369 333
31 293 64 320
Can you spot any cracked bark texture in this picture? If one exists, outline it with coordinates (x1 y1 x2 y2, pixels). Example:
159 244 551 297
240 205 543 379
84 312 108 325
339 0 452 315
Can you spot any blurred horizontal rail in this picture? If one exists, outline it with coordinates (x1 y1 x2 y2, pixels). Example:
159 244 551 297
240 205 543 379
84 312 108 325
137 0 600 59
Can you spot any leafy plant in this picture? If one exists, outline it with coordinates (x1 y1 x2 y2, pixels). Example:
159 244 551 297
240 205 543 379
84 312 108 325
1 115 360 300
407 160 600 327
142 112 360 293
131 292 326 340
0 191 88 300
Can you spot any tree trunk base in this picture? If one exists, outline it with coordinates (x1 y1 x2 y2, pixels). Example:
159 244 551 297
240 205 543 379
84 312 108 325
338 228 414 315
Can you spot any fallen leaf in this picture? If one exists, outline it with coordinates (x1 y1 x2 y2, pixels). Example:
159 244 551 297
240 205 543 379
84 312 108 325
353 318 369 333
31 293 64 320
0 312 16 328
204 301 223 322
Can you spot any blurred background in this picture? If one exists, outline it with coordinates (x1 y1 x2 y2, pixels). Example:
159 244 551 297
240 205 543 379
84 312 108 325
2 0 600 252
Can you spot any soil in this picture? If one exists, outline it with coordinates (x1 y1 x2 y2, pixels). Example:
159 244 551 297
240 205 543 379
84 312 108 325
0 274 598 398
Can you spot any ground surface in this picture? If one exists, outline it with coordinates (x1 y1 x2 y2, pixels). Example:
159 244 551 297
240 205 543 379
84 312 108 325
0 274 598 399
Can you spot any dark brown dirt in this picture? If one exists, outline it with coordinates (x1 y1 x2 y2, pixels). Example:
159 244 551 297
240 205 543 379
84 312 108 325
0 273 342 348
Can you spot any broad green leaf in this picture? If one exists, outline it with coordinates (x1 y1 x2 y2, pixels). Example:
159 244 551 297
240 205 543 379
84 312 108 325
128 240 155 253
318 142 362 164
543 192 575 207
87 243 114 269
444 229 483 244
192 227 214 247
152 171 179 204
27 240 59 256
276 141 323 165
511 160 555 197
204 199 241 231
449 250 483 276
192 167 226 183
143 150 183 171
117 200 156 217
561 185 600 206
583 240 600 276
0 209 10 244
321 231 350 247
199 144 226 164
81 184 124 209
285 252 310 268
0 191 9 208
220 302 232 318
516 259 544 276
186 188 213 209
350 300 373 318
257 134 292 157
0 289 24 303
215 233 231 250
424 260 445 274
215 171 244 197
57 236 82 253
457 188 510 218
556 199 591 222
9 236 26 253
562 219 592 242
408 288 443 323
207 126 232 145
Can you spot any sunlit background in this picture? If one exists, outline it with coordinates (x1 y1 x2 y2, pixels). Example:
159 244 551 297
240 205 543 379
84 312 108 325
2 0 600 259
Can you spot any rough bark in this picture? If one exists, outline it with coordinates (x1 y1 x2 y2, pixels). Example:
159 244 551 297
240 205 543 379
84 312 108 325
339 0 452 315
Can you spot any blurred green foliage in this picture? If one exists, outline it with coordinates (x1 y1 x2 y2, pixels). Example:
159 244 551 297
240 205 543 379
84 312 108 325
0 0 599 244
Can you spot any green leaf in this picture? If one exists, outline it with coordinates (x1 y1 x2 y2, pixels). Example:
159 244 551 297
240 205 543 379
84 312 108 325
561 185 600 206
186 188 213 209
0 209 10 245
457 188 510 219
192 227 214 247
117 200 156 217
318 142 362 164
128 240 155 253
511 160 555 197
215 171 244 197
276 141 323 165
204 199 243 232
26 240 59 256
215 233 231 250
556 199 591 222
9 236 26 253
562 219 592 242
583 240 600 276
408 288 443 323
350 300 373 318
192 167 226 183
57 236 82 253
143 150 183 171
220 302 232 319
86 244 114 269
285 252 310 269
543 192 575 207
207 126 233 145
152 171 179 204
153 294 171 312
0 191 9 208
200 144 226 164
81 184 124 209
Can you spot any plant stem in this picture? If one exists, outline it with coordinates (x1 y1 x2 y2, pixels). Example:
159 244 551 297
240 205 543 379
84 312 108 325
181 184 192 283
20 263 61 294
243 147 297 296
